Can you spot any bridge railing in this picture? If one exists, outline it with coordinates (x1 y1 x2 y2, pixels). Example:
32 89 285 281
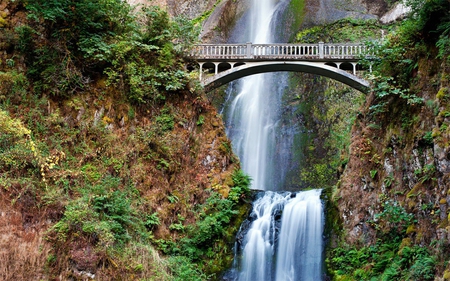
189 43 250 59
188 42 372 60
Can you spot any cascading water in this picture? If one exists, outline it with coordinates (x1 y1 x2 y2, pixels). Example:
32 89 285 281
223 0 325 280
275 190 324 281
228 190 324 281
225 0 279 191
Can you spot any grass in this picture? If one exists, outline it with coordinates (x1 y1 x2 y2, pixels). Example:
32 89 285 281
0 206 51 280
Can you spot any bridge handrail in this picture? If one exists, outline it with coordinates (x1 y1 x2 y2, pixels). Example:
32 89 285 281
188 42 372 60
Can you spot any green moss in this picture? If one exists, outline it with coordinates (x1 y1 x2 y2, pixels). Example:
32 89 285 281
192 0 223 25
405 225 416 235
287 0 306 39
0 17 7 28
407 182 423 198
398 238 412 255
443 269 450 280
295 18 383 43
437 87 449 101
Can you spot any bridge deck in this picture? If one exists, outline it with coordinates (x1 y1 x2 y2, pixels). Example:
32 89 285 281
188 42 372 62
186 42 373 93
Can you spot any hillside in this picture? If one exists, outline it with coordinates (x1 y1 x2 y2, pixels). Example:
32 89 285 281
325 1 450 279
0 0 251 280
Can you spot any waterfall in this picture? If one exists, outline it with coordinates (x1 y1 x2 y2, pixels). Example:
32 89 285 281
237 192 285 281
225 190 324 281
275 190 324 281
225 0 278 191
223 0 325 280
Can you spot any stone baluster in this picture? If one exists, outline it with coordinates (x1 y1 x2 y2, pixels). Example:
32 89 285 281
246 42 252 59
319 42 324 59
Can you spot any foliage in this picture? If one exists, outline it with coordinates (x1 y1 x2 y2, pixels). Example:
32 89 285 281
155 107 175 133
329 242 436 281
366 73 423 119
104 5 199 103
0 110 39 175
405 0 450 43
296 18 382 43
156 169 250 274
145 213 160 230
25 0 132 61
50 176 145 246
374 199 415 235
368 0 450 89
179 192 239 258
228 169 251 203
18 1 199 102
0 70 29 97
191 0 223 26
414 163 437 183
0 1 239 279
167 256 209 281
17 0 132 95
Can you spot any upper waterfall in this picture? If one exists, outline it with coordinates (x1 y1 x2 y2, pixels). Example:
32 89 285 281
224 0 291 191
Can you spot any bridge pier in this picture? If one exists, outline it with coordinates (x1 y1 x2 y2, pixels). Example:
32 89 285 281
214 62 219 74
351 62 357 75
199 62 204 80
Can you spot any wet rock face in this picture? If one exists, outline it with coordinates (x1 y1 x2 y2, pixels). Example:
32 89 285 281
128 0 218 18
143 0 396 43
380 2 411 24
361 0 390 16
201 0 250 43
435 144 450 174
166 0 217 18
301 0 385 27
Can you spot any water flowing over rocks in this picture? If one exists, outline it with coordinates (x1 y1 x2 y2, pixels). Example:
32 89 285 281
225 190 324 281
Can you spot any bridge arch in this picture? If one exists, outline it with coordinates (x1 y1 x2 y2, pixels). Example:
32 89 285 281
201 61 370 93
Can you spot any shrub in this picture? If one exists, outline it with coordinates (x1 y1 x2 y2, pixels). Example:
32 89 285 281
374 199 415 235
155 108 175 133
51 176 139 246
19 0 199 102
167 256 208 281
0 110 39 174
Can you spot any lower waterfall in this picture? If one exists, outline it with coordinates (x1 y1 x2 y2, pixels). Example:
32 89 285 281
275 189 324 281
225 189 324 281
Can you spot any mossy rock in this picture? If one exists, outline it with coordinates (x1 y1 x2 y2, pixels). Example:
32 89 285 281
444 269 450 280
335 274 354 281
407 182 423 198
439 218 448 228
0 17 7 28
406 224 416 235
437 87 449 101
398 238 412 256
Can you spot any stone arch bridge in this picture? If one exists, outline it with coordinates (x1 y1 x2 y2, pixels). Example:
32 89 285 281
186 42 373 93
